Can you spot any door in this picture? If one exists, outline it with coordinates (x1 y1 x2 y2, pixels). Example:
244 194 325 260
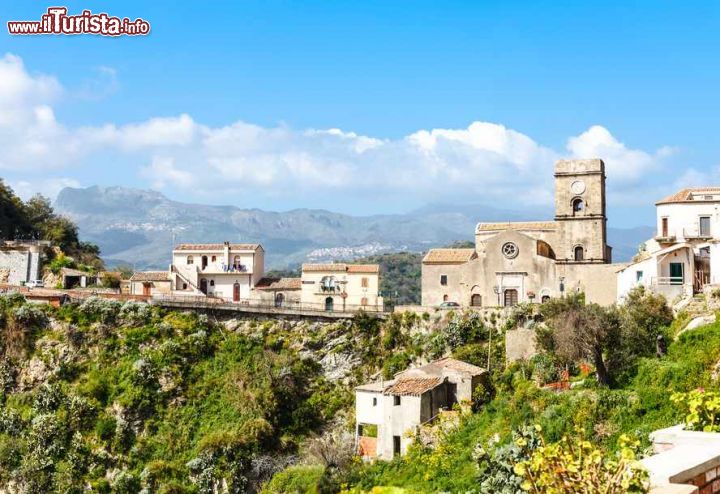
393 436 401 457
470 294 482 307
669 263 684 285
233 282 240 302
447 382 458 405
662 217 669 237
142 283 151 296
325 297 334 312
504 289 518 307
201 255 208 270
200 279 208 294
275 292 284 307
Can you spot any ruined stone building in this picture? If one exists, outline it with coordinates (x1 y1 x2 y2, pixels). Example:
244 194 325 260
422 159 622 308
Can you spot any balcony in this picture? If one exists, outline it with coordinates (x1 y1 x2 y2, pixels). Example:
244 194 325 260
198 264 251 274
683 227 712 240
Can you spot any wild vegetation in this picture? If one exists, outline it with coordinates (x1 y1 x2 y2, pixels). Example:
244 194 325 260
0 180 103 272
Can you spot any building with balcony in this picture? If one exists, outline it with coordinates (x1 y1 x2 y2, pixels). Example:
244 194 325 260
617 187 720 302
170 242 265 302
300 263 383 311
355 358 487 459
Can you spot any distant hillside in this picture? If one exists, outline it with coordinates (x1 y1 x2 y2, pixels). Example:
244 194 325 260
54 185 652 269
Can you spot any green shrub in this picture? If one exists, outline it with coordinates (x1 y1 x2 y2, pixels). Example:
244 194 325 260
262 465 325 494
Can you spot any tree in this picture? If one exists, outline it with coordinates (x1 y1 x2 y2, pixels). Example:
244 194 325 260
0 180 31 240
540 294 620 387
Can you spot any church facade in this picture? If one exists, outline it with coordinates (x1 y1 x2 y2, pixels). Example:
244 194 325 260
421 159 622 308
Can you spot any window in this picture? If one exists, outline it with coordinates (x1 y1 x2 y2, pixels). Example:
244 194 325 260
361 277 369 288
443 294 449 302
182 283 187 290
471 294 482 307
211 255 217 262
574 246 584 262
361 297 368 306
700 216 711 236
210 280 215 286
541 295 550 303
186 255 194 265
372 397 377 407
502 242 519 259
572 198 584 214
440 275 448 286
393 436 401 456
636 271 643 282
393 395 401 406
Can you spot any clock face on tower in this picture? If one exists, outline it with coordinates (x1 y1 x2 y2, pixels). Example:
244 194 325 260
570 180 586 195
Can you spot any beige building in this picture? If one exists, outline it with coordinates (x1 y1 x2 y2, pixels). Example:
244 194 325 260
300 263 383 311
355 358 487 459
422 159 622 308
129 271 172 297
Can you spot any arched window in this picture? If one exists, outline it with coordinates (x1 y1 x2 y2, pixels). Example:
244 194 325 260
186 255 194 265
209 280 215 286
443 294 449 302
572 198 584 214
541 295 550 303
471 294 482 307
574 245 584 261
211 255 217 262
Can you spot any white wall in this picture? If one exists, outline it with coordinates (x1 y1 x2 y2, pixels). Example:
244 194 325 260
657 203 720 241
617 256 657 301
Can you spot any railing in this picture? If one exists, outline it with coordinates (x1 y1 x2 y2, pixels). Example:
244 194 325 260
151 294 390 314
653 276 685 286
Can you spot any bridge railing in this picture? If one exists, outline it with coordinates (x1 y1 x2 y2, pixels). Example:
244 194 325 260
151 294 390 314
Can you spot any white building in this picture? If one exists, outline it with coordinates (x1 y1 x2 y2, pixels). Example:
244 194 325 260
618 187 720 302
355 358 486 459
300 263 383 312
170 242 265 302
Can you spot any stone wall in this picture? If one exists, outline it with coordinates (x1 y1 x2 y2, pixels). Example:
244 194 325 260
0 250 41 285
505 327 538 362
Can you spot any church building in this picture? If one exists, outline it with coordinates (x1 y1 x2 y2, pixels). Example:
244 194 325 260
421 159 623 308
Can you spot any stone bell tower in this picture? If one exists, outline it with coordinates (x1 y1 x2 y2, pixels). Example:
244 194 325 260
554 159 611 264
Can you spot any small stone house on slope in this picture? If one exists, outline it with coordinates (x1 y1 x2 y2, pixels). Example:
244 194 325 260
355 358 487 460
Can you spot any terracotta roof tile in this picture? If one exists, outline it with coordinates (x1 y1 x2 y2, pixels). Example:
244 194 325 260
422 248 476 264
255 277 302 290
432 357 486 376
656 187 720 205
174 243 261 251
476 221 557 232
302 263 379 273
383 377 443 396
130 271 170 282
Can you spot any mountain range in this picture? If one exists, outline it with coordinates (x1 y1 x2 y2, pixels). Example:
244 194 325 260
54 186 654 269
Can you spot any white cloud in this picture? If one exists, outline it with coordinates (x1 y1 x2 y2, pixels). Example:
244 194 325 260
566 125 674 183
1 53 681 212
10 177 81 200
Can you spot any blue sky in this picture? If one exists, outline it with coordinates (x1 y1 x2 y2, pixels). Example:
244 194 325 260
2 1 720 227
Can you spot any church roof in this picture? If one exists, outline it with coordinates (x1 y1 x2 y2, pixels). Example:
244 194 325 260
422 248 476 264
656 188 720 205
476 221 557 232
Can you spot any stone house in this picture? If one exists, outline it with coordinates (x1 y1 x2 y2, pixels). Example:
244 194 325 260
129 271 173 297
422 159 622 308
355 358 486 459
618 188 720 302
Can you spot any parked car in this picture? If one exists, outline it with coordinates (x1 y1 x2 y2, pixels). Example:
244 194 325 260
439 301 460 308
25 280 45 288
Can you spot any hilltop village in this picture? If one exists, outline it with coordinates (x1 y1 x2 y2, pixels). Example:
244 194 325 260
5 158 715 314
4 159 720 492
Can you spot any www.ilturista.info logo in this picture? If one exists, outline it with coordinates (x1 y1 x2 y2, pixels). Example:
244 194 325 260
8 7 150 36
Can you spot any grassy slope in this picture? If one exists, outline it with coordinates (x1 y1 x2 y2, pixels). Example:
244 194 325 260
346 322 720 493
